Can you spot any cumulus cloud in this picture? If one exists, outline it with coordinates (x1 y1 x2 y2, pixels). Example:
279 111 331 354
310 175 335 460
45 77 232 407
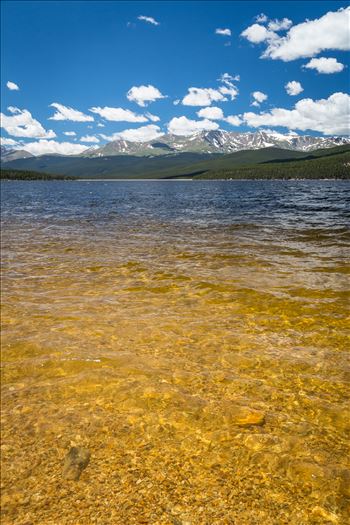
225 115 243 126
0 137 19 146
217 74 240 102
218 72 240 84
244 7 350 61
219 84 239 100
138 15 159 26
303 57 345 74
126 85 165 107
267 18 292 31
49 103 94 122
285 81 303 96
181 76 239 107
215 28 231 36
63 131 76 136
89 106 148 122
127 86 165 107
255 13 268 23
6 81 19 91
197 107 224 120
80 135 100 143
243 92 350 135
250 14 292 33
182 87 226 106
97 122 105 127
168 116 219 136
251 91 268 106
145 112 160 122
99 133 120 141
20 140 88 156
116 124 163 142
1 107 56 138
241 23 276 44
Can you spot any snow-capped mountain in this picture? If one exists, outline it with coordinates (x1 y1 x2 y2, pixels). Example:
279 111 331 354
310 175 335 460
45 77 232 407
85 130 350 158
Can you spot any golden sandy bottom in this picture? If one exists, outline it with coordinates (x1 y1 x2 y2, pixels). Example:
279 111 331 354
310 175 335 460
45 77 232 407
1 224 349 524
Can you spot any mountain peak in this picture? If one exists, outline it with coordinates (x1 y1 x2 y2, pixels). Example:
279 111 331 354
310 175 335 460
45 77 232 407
1 146 34 162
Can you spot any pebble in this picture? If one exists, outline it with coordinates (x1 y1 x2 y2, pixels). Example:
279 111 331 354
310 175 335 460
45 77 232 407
62 447 91 481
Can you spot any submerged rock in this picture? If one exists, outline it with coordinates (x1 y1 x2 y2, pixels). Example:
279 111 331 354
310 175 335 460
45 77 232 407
339 469 350 498
63 447 90 481
224 406 266 427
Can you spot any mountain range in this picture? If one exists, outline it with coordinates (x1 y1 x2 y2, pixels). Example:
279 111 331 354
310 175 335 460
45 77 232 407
83 130 350 157
1 131 349 179
2 131 350 164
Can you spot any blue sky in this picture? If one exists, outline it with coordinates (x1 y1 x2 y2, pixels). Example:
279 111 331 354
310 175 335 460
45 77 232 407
1 1 349 155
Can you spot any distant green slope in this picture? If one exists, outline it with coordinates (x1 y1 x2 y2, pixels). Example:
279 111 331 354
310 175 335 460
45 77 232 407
160 145 350 178
194 149 350 180
0 168 75 180
1 152 218 179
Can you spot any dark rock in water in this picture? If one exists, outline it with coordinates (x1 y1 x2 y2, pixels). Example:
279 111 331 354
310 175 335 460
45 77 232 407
63 447 90 480
339 469 350 497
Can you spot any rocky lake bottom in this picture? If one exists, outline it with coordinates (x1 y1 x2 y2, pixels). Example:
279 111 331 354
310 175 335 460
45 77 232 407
1 180 349 524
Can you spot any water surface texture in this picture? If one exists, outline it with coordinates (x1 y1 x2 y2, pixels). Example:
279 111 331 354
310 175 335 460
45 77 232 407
1 180 350 525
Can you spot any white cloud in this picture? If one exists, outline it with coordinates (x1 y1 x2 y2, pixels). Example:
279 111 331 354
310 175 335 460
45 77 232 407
241 23 276 44
218 72 240 84
263 7 350 61
303 57 345 74
217 74 239 101
255 13 268 23
168 116 219 136
89 106 148 122
80 135 100 143
242 8 350 61
251 91 268 106
215 28 231 36
0 137 19 146
21 140 88 156
243 92 350 135
99 133 120 141
267 18 292 31
219 85 239 100
225 115 243 126
6 81 19 91
285 81 303 96
97 122 105 127
145 112 160 122
1 107 56 138
173 99 180 106
49 103 94 122
115 124 163 142
63 131 76 136
197 107 224 120
126 84 165 107
182 87 226 106
138 15 159 26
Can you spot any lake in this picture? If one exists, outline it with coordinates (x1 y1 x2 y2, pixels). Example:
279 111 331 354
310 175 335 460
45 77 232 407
1 180 349 524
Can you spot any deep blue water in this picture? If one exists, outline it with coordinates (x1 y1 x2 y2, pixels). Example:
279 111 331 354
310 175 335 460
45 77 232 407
1 180 349 231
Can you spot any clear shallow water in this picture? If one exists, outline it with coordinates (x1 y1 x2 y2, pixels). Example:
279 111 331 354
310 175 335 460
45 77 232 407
1 180 350 524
